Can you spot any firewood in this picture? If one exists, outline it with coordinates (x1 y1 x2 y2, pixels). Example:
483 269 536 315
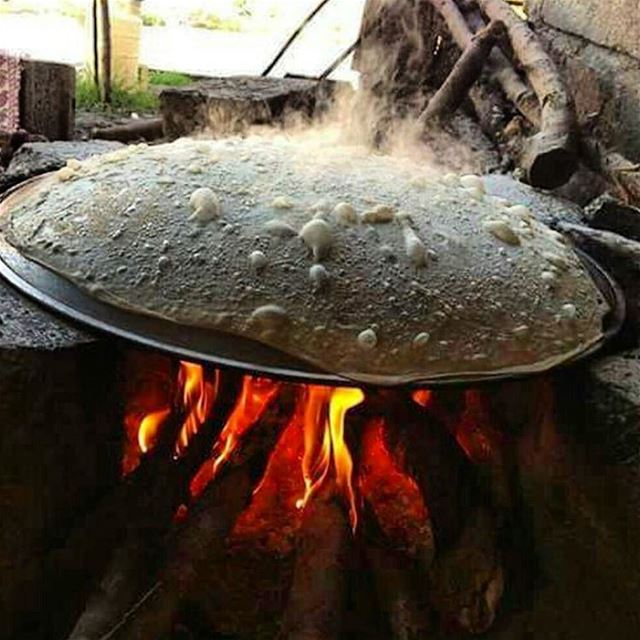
91 118 164 143
458 0 541 127
475 0 577 188
387 396 476 551
429 506 504 634
419 20 507 125
94 387 297 639
366 542 431 640
279 488 352 640
105 464 254 640
66 373 242 640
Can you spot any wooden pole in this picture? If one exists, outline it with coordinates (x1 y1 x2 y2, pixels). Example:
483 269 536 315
99 0 112 104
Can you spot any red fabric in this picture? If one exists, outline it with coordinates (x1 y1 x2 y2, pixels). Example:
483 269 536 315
0 52 21 132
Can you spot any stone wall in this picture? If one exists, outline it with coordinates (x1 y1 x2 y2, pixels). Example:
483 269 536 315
526 0 640 162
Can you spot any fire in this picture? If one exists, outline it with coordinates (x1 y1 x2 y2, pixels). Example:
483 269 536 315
122 356 217 475
174 362 218 457
138 408 171 453
190 376 281 497
297 385 364 530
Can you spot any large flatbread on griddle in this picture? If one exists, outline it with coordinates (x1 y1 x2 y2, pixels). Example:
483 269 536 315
1 137 609 384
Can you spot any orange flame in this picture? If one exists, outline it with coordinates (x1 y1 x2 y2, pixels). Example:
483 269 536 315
138 408 171 453
297 385 364 530
174 362 218 457
189 375 280 497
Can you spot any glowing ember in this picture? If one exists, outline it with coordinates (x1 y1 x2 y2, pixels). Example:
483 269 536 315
412 389 433 408
174 362 218 457
359 417 433 557
452 391 503 464
231 412 306 554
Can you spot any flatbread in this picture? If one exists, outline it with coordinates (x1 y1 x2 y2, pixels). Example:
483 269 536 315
2 137 609 384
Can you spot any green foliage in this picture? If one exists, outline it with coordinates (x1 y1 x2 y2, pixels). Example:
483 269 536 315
187 9 241 32
149 70 193 87
141 12 166 27
76 73 159 113
234 0 253 18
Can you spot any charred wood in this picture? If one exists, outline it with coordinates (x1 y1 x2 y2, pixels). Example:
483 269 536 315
387 397 476 551
419 20 506 124
105 464 253 640
279 490 352 640
429 506 504 634
96 387 297 639
66 373 243 640
366 542 431 640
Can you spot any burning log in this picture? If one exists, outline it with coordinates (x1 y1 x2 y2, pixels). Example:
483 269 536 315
366 542 431 640
110 464 254 640
90 387 295 639
475 0 577 188
419 20 507 124
279 488 352 640
429 506 504 634
387 396 476 551
67 371 242 640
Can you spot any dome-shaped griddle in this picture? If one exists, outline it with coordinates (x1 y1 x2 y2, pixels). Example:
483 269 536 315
0 137 620 386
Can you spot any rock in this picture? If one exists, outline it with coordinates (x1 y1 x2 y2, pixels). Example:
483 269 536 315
0 276 94 351
583 350 640 464
530 24 640 163
584 195 640 241
0 140 124 193
483 174 583 228
553 164 608 207
559 223 640 345
160 75 347 139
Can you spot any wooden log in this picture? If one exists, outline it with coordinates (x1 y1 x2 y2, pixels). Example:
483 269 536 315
279 490 352 640
160 76 337 139
67 372 243 640
91 117 164 143
476 0 577 188
419 20 506 124
106 464 254 640
104 388 297 639
459 0 541 126
19 60 75 140
428 506 504 634
386 396 476 551
366 543 431 640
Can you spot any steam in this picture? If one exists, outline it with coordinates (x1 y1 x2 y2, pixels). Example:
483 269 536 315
197 0 494 176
